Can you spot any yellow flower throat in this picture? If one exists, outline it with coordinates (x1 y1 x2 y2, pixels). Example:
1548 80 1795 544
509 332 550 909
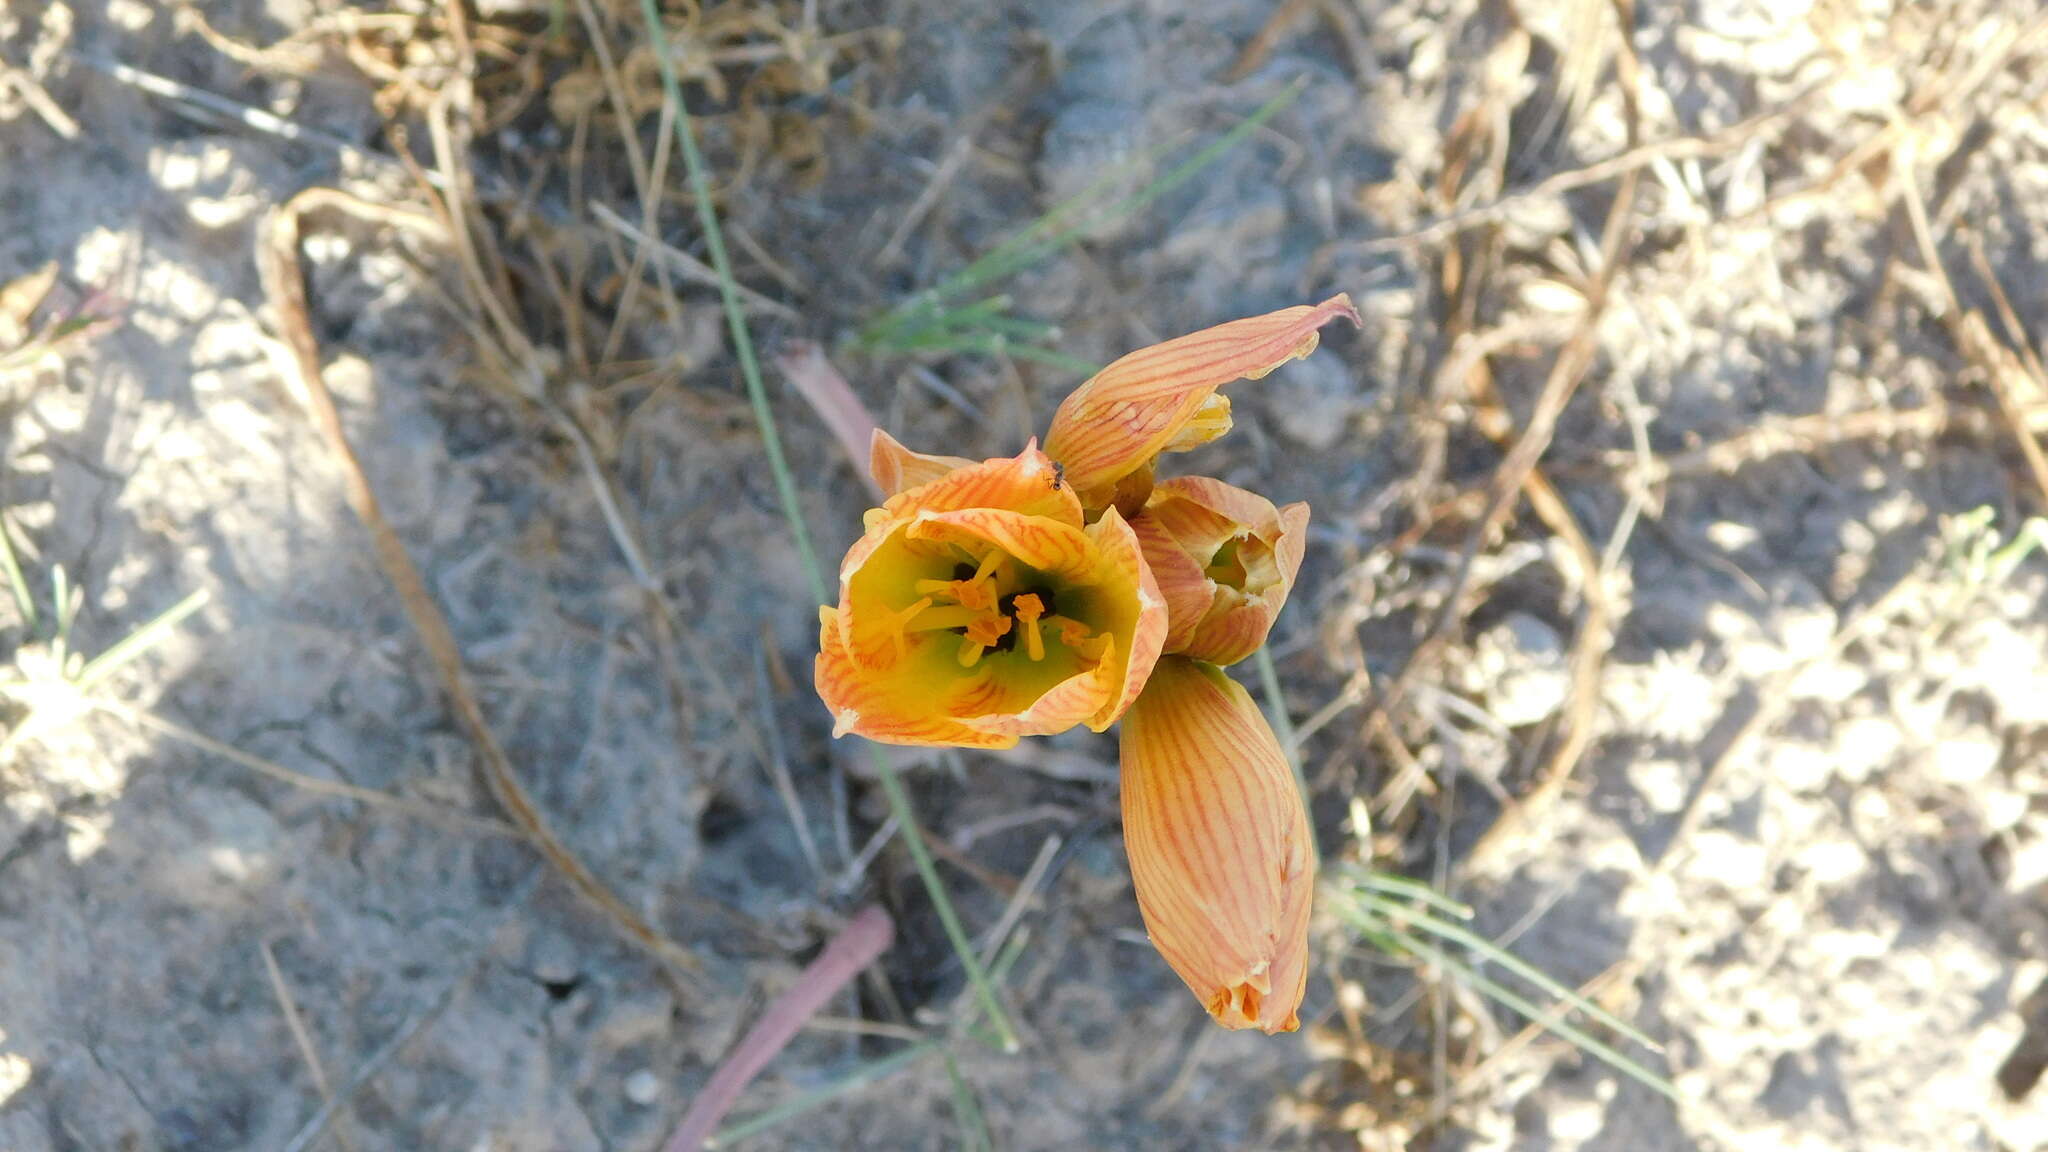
884 550 1102 668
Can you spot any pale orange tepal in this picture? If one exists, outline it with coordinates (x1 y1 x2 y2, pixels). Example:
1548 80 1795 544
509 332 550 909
1043 294 1361 512
1119 656 1314 1033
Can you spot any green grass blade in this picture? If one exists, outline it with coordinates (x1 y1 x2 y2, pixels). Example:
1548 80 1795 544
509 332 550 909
939 81 1303 307
865 80 1306 356
1349 890 1658 1050
1404 936 1677 1101
50 563 75 650
1336 868 1475 919
632 0 1019 1059
1253 645 1317 860
74 588 210 692
907 338 1099 376
635 0 823 607
711 1041 939 1147
942 1053 993 1152
873 745 1021 1053
0 513 34 628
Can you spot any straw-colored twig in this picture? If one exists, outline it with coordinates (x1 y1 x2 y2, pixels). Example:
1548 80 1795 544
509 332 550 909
1457 379 1612 877
262 940 361 1152
104 702 518 837
259 188 699 977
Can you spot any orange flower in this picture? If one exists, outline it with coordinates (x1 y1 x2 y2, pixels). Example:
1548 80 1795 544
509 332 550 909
1043 294 1361 511
821 299 1354 1034
815 440 1166 748
1120 656 1314 1033
1130 477 1308 666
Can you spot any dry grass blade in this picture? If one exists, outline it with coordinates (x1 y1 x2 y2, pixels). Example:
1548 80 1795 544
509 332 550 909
663 906 894 1152
1457 377 1611 877
1894 142 2048 513
258 187 700 978
1362 173 1640 820
104 702 519 837
262 940 361 1152
1358 87 1814 252
1574 402 2048 482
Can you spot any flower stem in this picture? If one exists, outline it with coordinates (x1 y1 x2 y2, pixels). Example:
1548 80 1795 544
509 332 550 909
872 746 1021 1052
633 0 1019 1054
634 0 823 605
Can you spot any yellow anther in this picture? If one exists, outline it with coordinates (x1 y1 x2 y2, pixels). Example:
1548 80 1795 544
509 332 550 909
914 576 997 612
964 613 1012 648
1010 593 1047 661
1045 614 1094 649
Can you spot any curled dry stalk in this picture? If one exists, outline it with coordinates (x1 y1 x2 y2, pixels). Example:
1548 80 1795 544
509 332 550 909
258 188 700 979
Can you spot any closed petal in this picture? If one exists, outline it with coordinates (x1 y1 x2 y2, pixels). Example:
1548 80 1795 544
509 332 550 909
1120 657 1314 1033
1130 511 1216 653
1043 295 1361 505
870 429 976 498
1141 478 1310 666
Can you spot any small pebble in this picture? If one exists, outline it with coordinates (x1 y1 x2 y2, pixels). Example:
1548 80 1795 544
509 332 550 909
625 1069 661 1107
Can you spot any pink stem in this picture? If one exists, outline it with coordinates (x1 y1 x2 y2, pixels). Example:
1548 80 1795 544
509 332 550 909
663 905 895 1151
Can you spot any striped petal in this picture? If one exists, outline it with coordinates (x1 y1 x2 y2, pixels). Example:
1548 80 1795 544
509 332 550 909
1119 657 1314 1033
870 429 976 498
1139 477 1309 667
816 605 1019 748
1130 510 1216 653
1081 506 1168 730
873 439 1081 527
1043 295 1360 508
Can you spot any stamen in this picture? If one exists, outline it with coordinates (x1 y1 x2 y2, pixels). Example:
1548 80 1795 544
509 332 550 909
971 550 1006 584
883 597 933 659
1010 593 1046 661
957 612 1010 667
914 576 996 611
964 613 1012 648
1044 614 1094 649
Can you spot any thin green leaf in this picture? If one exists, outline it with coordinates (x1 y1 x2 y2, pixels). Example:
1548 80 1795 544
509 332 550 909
711 1042 938 1147
1335 868 1475 920
873 745 1021 1053
1349 890 1658 1051
74 588 210 691
631 0 1019 1060
943 1054 993 1152
1253 645 1317 860
865 80 1306 351
1402 935 1678 1101
634 0 823 606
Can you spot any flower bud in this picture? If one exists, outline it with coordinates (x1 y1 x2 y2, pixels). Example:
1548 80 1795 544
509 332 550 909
1130 477 1307 666
1119 657 1314 1033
